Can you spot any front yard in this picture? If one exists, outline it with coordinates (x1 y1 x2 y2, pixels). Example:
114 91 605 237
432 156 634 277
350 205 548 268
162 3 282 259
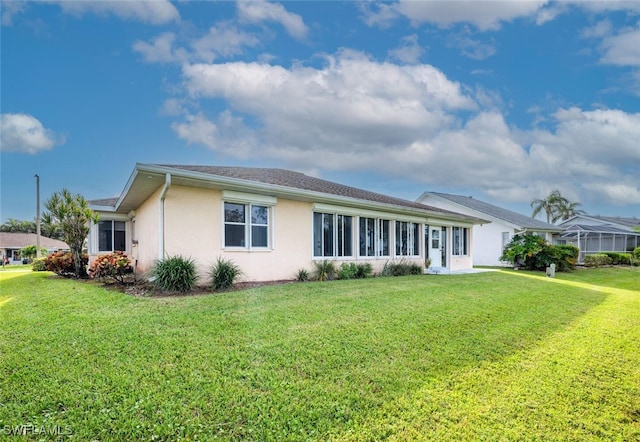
1 268 639 440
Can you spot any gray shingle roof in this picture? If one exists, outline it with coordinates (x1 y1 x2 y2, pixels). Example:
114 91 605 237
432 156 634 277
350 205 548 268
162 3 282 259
0 232 69 249
89 197 118 207
427 192 561 231
159 165 468 217
588 216 640 229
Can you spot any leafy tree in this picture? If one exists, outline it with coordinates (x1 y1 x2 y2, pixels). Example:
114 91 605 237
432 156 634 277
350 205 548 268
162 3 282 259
44 189 99 278
531 190 585 223
500 233 578 271
0 218 36 233
19 245 48 260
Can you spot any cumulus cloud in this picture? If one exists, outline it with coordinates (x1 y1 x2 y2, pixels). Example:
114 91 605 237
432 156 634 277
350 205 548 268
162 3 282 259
52 0 179 24
363 0 550 31
1 1 28 26
447 30 497 60
191 22 261 62
599 25 640 66
170 49 640 209
132 32 188 63
0 113 64 154
237 0 308 39
181 51 476 154
388 34 424 64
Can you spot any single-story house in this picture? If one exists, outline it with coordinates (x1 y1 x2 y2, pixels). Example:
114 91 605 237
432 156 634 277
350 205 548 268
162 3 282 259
88 164 487 282
0 232 69 264
416 192 563 267
556 215 640 263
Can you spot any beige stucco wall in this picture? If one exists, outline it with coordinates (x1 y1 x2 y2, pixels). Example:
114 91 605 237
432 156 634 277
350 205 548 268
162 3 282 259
125 184 473 283
131 186 161 276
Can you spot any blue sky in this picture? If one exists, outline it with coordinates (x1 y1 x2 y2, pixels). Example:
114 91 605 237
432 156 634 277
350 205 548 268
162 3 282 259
2 0 639 224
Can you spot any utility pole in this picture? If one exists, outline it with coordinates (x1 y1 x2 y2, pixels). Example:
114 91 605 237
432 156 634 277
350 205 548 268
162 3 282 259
35 174 41 258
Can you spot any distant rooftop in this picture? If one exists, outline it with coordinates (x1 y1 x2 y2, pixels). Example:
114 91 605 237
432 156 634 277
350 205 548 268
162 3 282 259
426 192 562 231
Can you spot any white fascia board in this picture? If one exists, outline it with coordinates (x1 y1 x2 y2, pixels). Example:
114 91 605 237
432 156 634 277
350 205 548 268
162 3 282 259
420 193 503 227
112 165 143 211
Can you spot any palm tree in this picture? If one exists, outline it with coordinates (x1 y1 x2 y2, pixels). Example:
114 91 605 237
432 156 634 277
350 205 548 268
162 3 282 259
531 190 586 224
556 201 586 222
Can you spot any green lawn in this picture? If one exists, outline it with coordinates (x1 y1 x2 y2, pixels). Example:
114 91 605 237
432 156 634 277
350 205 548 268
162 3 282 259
1 268 639 440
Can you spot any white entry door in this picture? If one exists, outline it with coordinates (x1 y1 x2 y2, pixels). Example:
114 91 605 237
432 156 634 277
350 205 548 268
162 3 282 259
429 226 442 268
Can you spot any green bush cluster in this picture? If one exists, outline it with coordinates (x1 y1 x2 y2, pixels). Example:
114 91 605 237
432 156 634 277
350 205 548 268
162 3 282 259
31 258 47 272
337 262 373 280
313 260 336 281
151 256 198 292
584 254 613 268
500 234 578 272
381 259 422 276
151 255 243 293
296 268 309 282
602 252 632 265
43 251 89 277
210 256 242 291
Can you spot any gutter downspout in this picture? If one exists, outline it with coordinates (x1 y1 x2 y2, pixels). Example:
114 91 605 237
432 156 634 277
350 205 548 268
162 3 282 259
159 173 171 261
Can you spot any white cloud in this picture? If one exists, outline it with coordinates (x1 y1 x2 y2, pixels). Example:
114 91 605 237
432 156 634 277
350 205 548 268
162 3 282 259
191 22 261 63
132 32 188 63
237 0 308 39
172 49 639 210
393 0 549 31
52 0 179 24
182 51 476 154
581 19 612 39
447 30 497 60
171 111 257 159
388 34 425 64
0 113 63 154
1 1 28 26
599 26 640 66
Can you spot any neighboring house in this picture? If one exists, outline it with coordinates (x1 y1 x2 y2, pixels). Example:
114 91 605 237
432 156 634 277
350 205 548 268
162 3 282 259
416 192 562 267
0 232 69 264
88 164 486 282
557 215 640 263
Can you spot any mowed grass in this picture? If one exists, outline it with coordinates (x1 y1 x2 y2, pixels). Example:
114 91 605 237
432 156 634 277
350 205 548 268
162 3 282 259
0 268 639 441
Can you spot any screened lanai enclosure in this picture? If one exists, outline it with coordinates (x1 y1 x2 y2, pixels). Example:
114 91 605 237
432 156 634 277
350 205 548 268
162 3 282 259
558 223 640 263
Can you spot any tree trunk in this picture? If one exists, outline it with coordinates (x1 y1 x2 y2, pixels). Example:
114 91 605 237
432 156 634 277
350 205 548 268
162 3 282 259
72 245 87 278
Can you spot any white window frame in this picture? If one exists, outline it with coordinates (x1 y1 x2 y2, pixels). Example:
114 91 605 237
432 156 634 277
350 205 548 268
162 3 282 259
359 217 390 257
223 201 273 250
452 226 469 256
98 220 127 252
395 221 421 257
313 212 354 259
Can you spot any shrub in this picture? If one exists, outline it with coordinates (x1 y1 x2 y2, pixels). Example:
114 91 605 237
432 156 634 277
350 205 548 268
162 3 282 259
89 251 134 284
152 256 197 292
337 262 373 280
296 268 309 282
603 252 631 265
210 257 242 291
43 251 88 277
501 234 578 271
634 247 640 260
380 259 423 277
584 254 613 268
31 258 47 272
314 260 336 281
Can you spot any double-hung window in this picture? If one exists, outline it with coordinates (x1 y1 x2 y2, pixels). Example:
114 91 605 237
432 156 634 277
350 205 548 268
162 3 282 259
98 220 126 252
224 202 270 248
395 221 420 256
359 217 390 257
313 212 353 257
452 227 469 256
